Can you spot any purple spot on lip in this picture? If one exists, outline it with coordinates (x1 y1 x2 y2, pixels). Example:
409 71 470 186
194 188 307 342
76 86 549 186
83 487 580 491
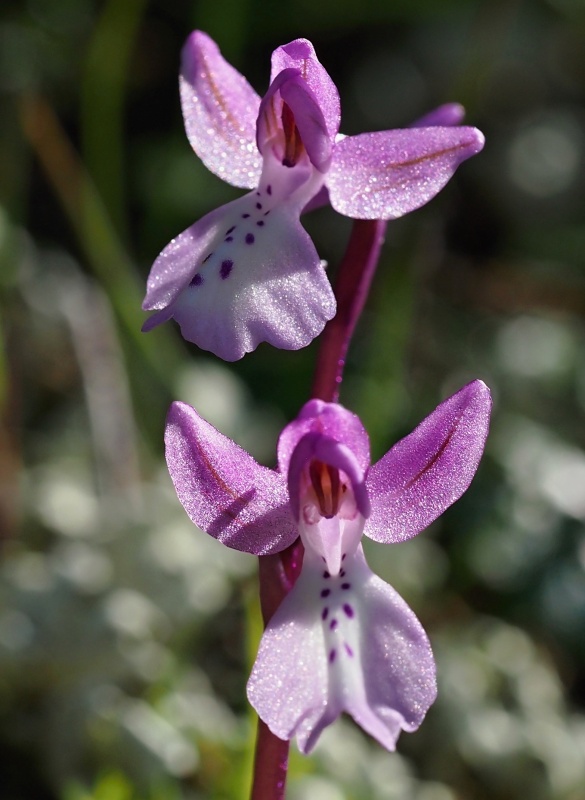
242 213 250 219
256 202 262 209
323 571 330 579
264 210 271 216
190 273 203 287
340 569 346 577
343 603 354 618
267 184 272 195
329 648 336 664
320 588 330 598
224 236 234 242
341 583 351 591
245 233 255 245
321 607 329 621
341 553 347 561
202 253 213 263
329 619 338 631
225 226 236 234
256 220 265 227
220 259 233 279
344 643 354 657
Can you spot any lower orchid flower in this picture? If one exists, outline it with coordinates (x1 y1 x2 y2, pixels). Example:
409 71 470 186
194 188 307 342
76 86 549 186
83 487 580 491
164 380 491 752
143 32 485 360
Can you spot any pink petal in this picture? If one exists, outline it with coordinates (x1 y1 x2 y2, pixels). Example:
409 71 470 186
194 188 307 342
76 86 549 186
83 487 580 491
352 547 436 739
143 158 335 361
180 31 262 189
247 551 329 753
277 399 370 478
298 511 365 579
364 380 492 544
411 102 466 127
270 38 340 140
280 74 332 171
165 402 297 555
327 126 485 220
257 69 331 172
247 546 436 754
143 202 228 313
287 432 370 523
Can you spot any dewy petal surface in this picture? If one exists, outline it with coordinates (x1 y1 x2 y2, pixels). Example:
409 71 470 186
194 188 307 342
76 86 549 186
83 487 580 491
145 32 486 358
277 399 370 478
270 38 340 139
247 546 436 754
364 380 492 544
327 126 485 220
180 30 262 189
256 69 331 172
165 402 297 555
143 158 336 361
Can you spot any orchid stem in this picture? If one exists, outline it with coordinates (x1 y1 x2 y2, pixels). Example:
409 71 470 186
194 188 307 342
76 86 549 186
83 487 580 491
250 544 303 800
312 219 387 403
250 218 386 799
251 719 289 800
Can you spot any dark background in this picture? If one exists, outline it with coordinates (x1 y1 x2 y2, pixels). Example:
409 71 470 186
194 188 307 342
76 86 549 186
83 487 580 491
1 0 584 798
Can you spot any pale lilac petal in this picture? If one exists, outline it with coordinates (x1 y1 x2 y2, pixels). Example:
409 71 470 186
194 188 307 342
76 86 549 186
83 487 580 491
299 512 365 578
280 74 331 171
143 203 228 312
350 547 436 739
165 402 297 555
256 69 331 172
302 184 330 213
287 433 370 522
270 38 340 139
180 30 262 189
364 380 492 544
411 102 465 127
327 126 485 220
248 546 436 754
247 551 329 752
143 158 335 361
277 399 370 477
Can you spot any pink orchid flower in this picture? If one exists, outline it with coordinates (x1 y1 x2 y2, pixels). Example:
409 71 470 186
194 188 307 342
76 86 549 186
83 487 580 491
142 33 485 361
164 380 492 752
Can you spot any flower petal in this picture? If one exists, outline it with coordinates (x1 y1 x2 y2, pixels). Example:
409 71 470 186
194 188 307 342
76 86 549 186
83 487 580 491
350 547 436 740
364 380 492 544
180 30 262 189
287 432 370 522
257 69 331 172
165 401 297 555
277 400 370 477
143 202 227 313
143 158 335 360
411 102 465 127
327 126 485 220
280 74 332 171
247 546 436 754
247 550 329 753
270 38 340 139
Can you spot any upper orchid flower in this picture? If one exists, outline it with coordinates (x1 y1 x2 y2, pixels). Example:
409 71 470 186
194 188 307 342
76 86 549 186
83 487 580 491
142 32 485 361
164 380 492 751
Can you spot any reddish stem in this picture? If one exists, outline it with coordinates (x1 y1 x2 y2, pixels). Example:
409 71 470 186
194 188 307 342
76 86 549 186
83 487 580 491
250 217 387 800
250 543 303 800
312 219 387 402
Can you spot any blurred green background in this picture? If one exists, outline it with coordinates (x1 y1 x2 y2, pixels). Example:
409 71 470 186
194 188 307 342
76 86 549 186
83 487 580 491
1 0 585 798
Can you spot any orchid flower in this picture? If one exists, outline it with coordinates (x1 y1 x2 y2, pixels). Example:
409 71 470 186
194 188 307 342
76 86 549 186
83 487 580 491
164 380 491 752
143 32 485 361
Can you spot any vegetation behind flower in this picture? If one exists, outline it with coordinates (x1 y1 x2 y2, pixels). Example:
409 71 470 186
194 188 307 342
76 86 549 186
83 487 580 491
1 1 585 799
